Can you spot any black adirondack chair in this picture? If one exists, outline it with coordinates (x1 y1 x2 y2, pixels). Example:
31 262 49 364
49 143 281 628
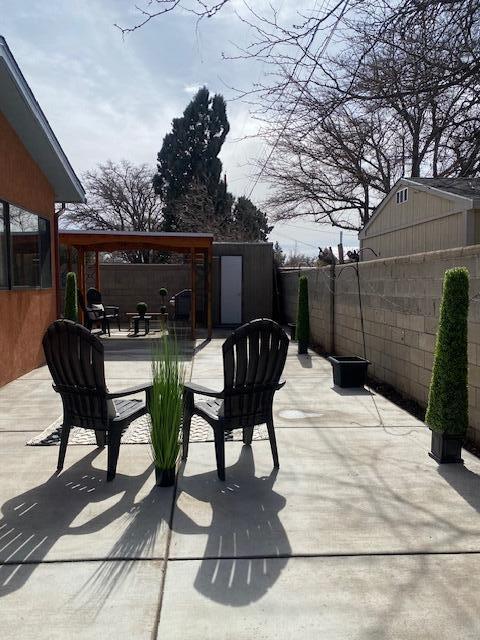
87 287 121 333
182 319 289 480
42 320 152 480
169 289 192 321
77 288 105 335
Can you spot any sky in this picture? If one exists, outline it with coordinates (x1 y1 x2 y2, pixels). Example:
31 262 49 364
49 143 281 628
0 0 359 256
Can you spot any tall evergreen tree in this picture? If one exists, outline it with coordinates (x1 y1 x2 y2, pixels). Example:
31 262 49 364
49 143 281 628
154 86 230 231
233 197 272 241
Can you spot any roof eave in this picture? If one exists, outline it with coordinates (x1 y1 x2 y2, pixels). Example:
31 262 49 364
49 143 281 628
0 36 85 204
402 178 474 207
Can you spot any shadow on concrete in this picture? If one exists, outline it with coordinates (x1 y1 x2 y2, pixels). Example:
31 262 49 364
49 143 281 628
437 462 480 514
0 450 166 602
296 353 312 368
331 385 374 397
102 336 194 363
173 445 290 607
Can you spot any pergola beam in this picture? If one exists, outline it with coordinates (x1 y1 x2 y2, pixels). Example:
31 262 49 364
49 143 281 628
58 230 214 340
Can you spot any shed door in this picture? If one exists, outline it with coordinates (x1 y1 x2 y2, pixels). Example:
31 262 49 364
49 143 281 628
220 256 242 324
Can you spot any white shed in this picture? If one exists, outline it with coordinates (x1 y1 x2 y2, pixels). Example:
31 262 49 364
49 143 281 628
359 178 480 259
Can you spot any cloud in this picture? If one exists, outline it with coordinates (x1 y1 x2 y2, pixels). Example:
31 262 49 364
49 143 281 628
183 83 204 93
0 0 355 253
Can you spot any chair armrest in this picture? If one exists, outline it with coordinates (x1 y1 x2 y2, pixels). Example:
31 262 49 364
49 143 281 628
107 383 153 399
183 381 224 398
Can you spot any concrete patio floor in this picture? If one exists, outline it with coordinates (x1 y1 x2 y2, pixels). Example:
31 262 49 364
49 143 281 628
1 332 480 638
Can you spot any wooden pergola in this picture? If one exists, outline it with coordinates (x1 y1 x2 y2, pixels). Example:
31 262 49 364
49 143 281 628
59 230 214 339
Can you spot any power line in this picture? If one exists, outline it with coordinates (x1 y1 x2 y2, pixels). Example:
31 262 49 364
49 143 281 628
273 229 322 249
275 221 358 236
238 0 326 200
246 0 351 200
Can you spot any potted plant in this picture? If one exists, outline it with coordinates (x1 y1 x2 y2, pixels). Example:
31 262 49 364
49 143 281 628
136 301 148 317
159 287 168 306
160 305 169 329
64 272 78 322
149 334 185 486
296 275 310 354
426 267 469 463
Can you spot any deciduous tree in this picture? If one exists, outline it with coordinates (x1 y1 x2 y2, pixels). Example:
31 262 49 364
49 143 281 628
64 160 163 263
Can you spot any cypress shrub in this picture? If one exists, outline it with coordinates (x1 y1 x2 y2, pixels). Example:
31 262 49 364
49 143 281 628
64 272 78 322
425 267 469 436
296 275 310 354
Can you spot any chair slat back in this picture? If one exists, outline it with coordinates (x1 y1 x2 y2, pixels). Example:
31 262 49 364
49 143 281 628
43 320 108 429
222 319 289 427
87 288 102 306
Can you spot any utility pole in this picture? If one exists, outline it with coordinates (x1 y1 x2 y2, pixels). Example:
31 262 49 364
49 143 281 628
338 230 344 264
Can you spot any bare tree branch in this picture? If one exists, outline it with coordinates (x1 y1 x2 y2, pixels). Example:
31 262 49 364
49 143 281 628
63 160 164 263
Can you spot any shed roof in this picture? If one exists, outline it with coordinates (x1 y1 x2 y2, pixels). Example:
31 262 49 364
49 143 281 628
405 177 480 200
0 36 85 203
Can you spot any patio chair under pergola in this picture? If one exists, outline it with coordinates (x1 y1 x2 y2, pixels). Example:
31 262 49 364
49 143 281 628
59 230 213 339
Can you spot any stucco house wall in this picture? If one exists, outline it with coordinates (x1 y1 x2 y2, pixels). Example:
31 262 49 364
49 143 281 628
0 111 56 386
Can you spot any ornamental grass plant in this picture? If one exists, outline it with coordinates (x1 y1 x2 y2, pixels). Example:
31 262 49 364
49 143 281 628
149 333 185 471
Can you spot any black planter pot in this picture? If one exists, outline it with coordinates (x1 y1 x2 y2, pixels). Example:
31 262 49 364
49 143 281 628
328 355 370 388
298 340 308 355
155 466 176 487
429 430 464 464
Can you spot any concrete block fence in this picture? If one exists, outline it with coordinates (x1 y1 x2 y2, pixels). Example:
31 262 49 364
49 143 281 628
279 245 480 443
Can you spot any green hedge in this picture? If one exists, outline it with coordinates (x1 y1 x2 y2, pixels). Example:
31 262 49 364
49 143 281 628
64 272 78 322
425 267 469 436
296 275 310 345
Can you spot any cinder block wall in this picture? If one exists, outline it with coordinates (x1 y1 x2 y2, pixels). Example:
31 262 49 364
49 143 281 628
279 246 480 443
97 243 273 326
99 264 190 316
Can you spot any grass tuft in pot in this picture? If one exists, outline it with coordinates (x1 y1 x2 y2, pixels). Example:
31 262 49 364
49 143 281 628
149 334 185 486
426 267 469 463
296 275 310 354
64 272 78 322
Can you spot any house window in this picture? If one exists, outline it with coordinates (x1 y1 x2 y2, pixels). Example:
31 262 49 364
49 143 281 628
39 217 52 288
396 188 408 204
10 206 41 287
0 201 52 289
0 203 7 288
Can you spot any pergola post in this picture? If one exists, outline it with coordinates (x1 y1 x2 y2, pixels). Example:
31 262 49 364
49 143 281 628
95 250 100 290
77 247 85 323
58 231 213 337
207 245 213 339
190 248 197 340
